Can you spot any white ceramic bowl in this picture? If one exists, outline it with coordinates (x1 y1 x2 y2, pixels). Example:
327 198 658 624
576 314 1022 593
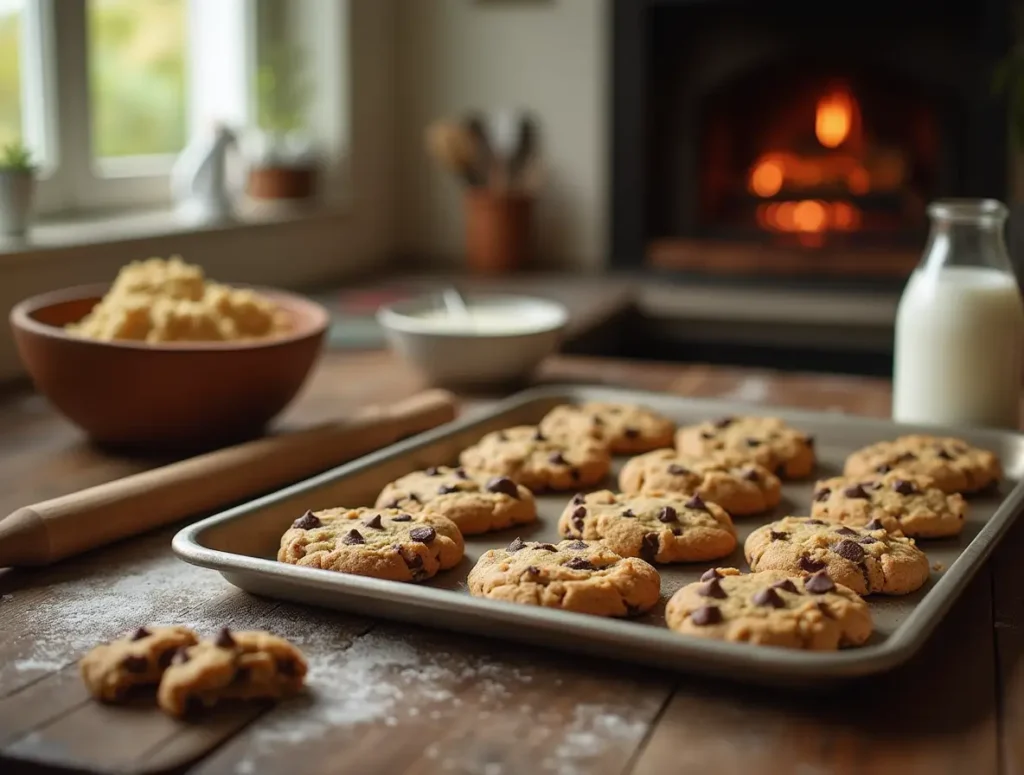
377 293 569 388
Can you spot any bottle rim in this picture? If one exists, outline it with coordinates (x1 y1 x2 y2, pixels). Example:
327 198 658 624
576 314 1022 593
927 198 1008 222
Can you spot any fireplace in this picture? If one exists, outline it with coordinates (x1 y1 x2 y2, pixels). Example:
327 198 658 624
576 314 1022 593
611 0 1013 284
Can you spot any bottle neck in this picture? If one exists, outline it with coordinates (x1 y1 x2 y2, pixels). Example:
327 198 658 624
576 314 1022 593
920 214 1013 274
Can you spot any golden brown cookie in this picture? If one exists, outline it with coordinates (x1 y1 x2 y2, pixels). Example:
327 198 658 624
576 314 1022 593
467 538 661 617
157 628 307 717
676 416 815 479
843 435 1001 494
80 625 199 702
459 425 611 492
556 490 736 563
277 507 464 582
811 471 967 538
375 466 537 535
539 402 675 454
618 448 781 516
744 517 930 595
665 567 872 650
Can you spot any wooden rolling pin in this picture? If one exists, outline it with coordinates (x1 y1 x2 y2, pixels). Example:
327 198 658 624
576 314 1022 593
0 389 458 568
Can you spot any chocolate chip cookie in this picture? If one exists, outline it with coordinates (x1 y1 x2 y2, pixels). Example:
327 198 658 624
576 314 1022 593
557 490 736 563
618 448 781 516
844 434 1001 494
539 402 675 454
811 471 967 538
157 628 307 718
467 538 661 617
278 507 464 582
459 425 611 492
676 416 816 479
665 567 872 650
744 516 930 596
80 625 199 702
375 466 537 535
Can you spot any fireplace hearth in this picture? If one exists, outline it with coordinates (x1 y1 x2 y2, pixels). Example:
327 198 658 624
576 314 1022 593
611 0 1013 284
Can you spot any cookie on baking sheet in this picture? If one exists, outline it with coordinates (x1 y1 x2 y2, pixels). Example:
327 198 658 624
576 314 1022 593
157 628 306 717
375 465 537 536
538 402 675 454
459 425 611 492
618 448 781 516
811 471 967 538
843 435 1001 494
467 538 661 617
277 507 464 582
80 625 199 702
675 416 816 479
557 489 736 564
664 567 872 650
744 516 930 596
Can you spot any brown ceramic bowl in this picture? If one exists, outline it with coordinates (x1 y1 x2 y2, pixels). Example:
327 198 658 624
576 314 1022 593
10 284 329 451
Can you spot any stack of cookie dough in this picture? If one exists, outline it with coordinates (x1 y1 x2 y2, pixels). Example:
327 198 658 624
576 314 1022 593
273 399 1001 654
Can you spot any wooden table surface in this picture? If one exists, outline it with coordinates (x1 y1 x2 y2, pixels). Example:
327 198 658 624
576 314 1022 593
1 350 1022 775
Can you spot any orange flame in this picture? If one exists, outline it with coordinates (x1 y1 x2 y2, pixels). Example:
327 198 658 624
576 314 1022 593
815 90 854 149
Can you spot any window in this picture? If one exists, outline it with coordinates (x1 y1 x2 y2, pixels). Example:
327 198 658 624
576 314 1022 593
0 0 344 217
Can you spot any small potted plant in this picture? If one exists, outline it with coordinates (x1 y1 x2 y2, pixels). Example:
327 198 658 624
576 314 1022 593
0 141 37 238
245 43 318 201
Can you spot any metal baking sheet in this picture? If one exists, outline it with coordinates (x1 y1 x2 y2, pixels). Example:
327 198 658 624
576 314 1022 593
173 385 1024 685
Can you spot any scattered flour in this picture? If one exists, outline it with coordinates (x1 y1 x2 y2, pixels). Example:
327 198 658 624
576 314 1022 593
543 703 649 775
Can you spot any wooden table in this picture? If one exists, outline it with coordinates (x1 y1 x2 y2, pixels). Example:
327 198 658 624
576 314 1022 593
1 351 1021 775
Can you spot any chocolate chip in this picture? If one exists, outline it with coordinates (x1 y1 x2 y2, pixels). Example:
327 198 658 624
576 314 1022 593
668 464 690 476
714 417 734 428
937 449 955 461
799 556 825 573
215 627 236 648
122 655 148 673
843 484 870 499
277 659 297 676
640 533 659 562
410 526 436 544
893 479 916 495
364 514 384 530
805 519 825 525
437 484 460 495
624 427 640 439
383 499 401 509
454 468 469 480
292 511 321 530
392 514 412 522
700 431 715 440
833 539 865 562
671 527 683 536
570 468 582 481
171 647 191 665
425 466 440 476
769 530 789 541
408 493 422 503
700 568 722 582
699 578 727 599
746 438 762 447
876 464 892 474
404 552 424 570
486 477 520 498
158 648 176 668
525 565 540 575
859 536 878 545
549 452 567 465
571 506 586 531
533 428 546 441
567 540 589 550
507 537 526 552
536 543 558 551
752 588 785 608
571 493 586 505
805 571 835 594
685 494 708 511
834 526 858 536
592 416 604 426
813 488 831 502
658 506 677 523
804 435 815 448
775 463 787 477
690 605 723 626
564 557 594 571
771 579 799 594
865 518 885 531
343 529 365 545
621 508 635 518
743 468 760 482
130 627 151 641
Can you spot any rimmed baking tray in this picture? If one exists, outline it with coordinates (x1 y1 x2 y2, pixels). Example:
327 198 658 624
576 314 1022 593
173 385 1024 686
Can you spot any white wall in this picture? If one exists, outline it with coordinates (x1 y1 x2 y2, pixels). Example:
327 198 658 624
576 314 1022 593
395 0 609 270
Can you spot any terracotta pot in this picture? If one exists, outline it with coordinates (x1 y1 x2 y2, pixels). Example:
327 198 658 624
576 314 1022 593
465 190 534 275
10 285 328 452
247 166 317 200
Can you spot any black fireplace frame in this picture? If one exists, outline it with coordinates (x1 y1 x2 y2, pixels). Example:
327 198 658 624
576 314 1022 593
610 0 1013 271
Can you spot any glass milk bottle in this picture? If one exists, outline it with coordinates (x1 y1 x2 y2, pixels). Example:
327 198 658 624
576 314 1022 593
893 199 1024 429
